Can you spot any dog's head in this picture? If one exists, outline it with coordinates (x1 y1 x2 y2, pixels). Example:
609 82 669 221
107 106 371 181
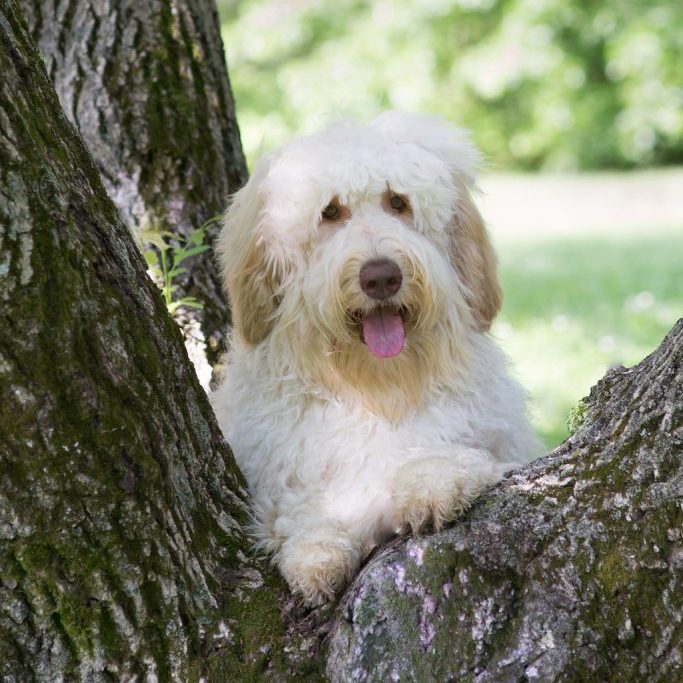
218 113 501 415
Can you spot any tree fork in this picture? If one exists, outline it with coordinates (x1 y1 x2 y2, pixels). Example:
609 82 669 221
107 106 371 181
2 2 681 680
0 4 315 680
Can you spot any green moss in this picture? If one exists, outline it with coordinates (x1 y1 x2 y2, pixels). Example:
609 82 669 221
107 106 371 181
15 543 96 659
226 582 286 674
50 611 79 660
596 551 632 595
204 572 327 681
566 398 587 435
99 605 124 656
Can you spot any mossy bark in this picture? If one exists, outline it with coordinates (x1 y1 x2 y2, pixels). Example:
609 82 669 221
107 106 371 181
326 320 683 682
0 4 310 680
20 0 248 366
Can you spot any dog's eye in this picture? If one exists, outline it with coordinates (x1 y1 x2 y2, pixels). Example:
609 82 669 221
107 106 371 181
322 203 340 221
390 194 408 212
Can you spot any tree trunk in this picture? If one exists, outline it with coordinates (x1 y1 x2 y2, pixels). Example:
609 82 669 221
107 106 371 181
20 0 248 371
0 5 309 680
325 320 683 682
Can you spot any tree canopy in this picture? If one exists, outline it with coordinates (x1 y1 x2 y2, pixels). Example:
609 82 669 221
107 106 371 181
218 0 683 171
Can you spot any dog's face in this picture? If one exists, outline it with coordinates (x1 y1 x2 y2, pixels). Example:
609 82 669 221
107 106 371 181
219 113 501 418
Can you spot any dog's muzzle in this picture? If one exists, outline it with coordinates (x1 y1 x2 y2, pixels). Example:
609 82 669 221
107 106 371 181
358 259 405 359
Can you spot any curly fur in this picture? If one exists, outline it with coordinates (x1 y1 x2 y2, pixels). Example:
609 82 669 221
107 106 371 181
211 112 541 605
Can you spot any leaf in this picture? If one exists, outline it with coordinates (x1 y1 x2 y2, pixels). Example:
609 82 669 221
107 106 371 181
188 228 207 245
140 228 177 252
168 297 204 315
144 236 167 252
143 219 214 317
174 244 211 265
177 297 204 309
196 215 221 232
147 266 162 281
143 250 159 267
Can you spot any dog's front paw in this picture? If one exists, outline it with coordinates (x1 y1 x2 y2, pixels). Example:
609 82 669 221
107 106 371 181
391 453 495 534
278 527 361 606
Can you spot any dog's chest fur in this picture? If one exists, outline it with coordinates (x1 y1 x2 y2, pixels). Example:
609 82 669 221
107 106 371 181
212 331 536 544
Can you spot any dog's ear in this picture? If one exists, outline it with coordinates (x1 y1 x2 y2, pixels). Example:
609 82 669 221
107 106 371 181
448 187 502 331
217 156 283 346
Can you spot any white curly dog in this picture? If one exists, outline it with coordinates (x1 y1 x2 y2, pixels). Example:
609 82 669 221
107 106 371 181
211 113 540 605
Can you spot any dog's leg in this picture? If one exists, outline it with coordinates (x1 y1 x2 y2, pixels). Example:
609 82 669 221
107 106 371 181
390 449 501 534
276 524 362 606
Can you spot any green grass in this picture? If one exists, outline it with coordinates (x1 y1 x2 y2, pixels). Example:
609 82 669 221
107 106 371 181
493 230 682 449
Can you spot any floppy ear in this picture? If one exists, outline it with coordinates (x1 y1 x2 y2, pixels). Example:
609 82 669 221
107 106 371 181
448 186 502 331
217 156 282 346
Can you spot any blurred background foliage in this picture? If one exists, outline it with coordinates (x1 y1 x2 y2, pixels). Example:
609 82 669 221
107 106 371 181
218 0 683 170
216 0 683 448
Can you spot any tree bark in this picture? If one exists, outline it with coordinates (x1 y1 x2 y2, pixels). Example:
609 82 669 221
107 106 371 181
20 0 248 369
325 320 683 682
0 5 307 681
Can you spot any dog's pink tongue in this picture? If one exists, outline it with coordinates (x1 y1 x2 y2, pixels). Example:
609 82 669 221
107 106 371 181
362 309 405 358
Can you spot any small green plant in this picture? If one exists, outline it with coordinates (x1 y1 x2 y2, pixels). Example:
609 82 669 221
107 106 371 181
141 218 216 315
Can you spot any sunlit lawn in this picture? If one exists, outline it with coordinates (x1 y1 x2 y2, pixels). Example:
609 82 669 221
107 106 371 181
484 171 683 449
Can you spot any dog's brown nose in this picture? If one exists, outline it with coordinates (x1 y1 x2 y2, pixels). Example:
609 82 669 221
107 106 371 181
359 258 403 300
